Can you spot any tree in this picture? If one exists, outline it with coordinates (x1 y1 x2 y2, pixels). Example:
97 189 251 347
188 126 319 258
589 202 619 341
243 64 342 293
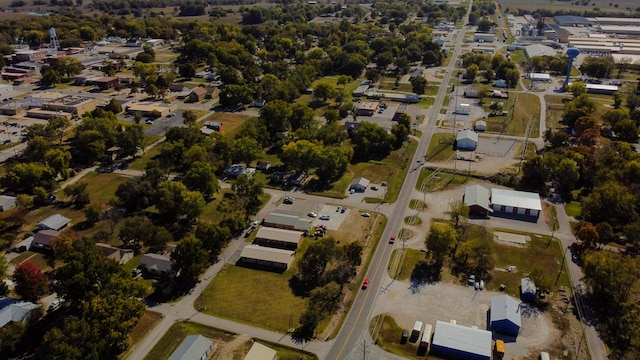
55 57 83 80
566 82 587 97
426 224 456 263
106 98 122 114
351 121 394 160
581 182 638 230
171 236 209 289
577 222 600 250
280 140 320 172
232 136 264 165
155 181 205 224
295 237 336 291
410 76 428 95
446 200 470 228
324 109 339 123
477 17 494 32
260 100 292 138
231 175 264 217
465 64 479 83
182 161 219 199
614 119 639 142
13 262 48 302
63 181 90 207
45 148 71 179
196 222 231 261
0 256 8 296
84 203 103 226
313 83 334 103
336 75 353 88
179 63 196 79
183 110 197 127
47 117 72 145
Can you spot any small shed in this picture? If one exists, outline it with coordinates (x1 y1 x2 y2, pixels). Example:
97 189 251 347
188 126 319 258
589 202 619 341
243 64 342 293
463 185 491 217
37 214 71 231
244 341 277 360
474 120 486 132
520 277 537 302
349 177 370 193
168 335 213 360
456 129 478 151
0 195 16 211
490 294 522 337
494 79 507 88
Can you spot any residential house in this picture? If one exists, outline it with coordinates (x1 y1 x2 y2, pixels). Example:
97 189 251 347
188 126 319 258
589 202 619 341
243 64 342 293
0 195 16 211
31 230 60 252
463 185 491 217
37 214 71 231
139 253 173 275
96 243 134 265
0 298 40 328
189 87 207 102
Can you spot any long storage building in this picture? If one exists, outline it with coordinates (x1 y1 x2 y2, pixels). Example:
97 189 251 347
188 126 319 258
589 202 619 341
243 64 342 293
431 320 492 360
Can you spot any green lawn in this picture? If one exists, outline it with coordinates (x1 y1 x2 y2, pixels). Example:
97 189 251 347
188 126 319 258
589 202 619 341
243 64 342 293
388 248 425 281
199 264 308 333
408 199 426 211
416 168 470 193
198 112 252 138
481 93 541 137
565 202 582 218
120 310 163 360
425 133 455 162
417 97 435 109
369 314 421 359
311 139 417 203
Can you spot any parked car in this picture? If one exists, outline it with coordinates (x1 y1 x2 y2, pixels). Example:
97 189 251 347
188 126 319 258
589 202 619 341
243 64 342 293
336 206 341 212
468 275 476 285
340 207 346 213
361 212 371 217
362 278 370 289
283 196 294 204
319 215 330 220
307 211 317 218
371 186 379 190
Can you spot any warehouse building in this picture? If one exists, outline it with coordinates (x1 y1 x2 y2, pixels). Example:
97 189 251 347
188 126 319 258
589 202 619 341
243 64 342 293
490 188 541 220
490 295 522 337
456 129 478 151
524 44 557 59
473 33 495 43
239 244 295 272
553 15 590 27
431 320 492 360
254 227 304 250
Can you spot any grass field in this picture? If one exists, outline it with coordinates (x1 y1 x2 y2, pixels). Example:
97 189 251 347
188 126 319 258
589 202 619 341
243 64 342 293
388 248 425 281
369 314 422 359
565 202 582 218
199 262 309 333
314 139 417 202
119 310 163 360
425 133 455 162
545 94 570 130
416 168 470 193
481 93 541 137
199 112 252 138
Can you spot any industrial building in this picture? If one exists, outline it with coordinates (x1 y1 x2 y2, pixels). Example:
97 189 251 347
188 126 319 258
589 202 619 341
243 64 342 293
239 244 295 271
473 33 495 43
490 188 542 220
125 102 177 117
356 101 379 116
431 320 492 360
553 15 590 27
41 95 98 115
523 44 557 59
254 227 304 250
490 295 522 337
463 185 491 218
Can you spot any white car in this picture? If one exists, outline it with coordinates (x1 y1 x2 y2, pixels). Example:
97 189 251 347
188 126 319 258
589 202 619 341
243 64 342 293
307 212 317 218
319 215 330 220
361 212 371 217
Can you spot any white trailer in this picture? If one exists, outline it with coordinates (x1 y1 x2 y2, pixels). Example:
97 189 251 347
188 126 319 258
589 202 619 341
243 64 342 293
410 320 423 342
419 323 433 349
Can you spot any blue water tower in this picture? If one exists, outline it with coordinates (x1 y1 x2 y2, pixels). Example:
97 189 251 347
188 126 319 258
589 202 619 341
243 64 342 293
564 48 580 88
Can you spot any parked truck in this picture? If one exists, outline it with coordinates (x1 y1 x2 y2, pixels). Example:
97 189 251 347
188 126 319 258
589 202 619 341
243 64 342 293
419 323 433 350
410 321 423 343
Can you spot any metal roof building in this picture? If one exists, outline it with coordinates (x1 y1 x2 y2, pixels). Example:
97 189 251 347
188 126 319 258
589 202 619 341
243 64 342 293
37 214 71 231
254 227 303 250
553 15 590 26
490 188 541 220
168 335 213 360
263 210 313 231
431 320 492 360
464 185 491 218
524 44 557 59
598 25 640 35
239 245 295 271
456 129 478 151
349 177 370 192
244 341 277 360
490 295 522 337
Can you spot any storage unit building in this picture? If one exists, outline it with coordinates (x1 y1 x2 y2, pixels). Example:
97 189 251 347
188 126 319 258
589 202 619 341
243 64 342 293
254 227 303 250
431 320 492 360
490 188 542 220
263 210 313 231
490 295 522 337
239 244 295 271
349 177 370 193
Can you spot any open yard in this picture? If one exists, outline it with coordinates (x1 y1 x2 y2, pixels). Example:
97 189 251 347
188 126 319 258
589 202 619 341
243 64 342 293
199 112 252 138
425 133 455 162
481 93 541 137
497 0 639 13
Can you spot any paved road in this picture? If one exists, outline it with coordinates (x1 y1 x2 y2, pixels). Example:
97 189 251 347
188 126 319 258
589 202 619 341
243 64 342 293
325 2 473 359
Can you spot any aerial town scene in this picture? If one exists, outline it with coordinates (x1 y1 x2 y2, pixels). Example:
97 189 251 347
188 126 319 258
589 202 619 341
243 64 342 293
0 0 639 359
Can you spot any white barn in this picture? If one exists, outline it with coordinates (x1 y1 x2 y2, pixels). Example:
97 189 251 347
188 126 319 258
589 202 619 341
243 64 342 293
456 129 478 151
491 188 542 220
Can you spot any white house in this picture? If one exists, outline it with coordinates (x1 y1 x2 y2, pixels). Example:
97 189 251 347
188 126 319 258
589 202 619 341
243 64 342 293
491 188 542 220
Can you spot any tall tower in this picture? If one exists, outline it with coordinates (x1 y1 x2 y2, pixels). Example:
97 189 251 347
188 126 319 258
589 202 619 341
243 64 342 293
564 48 580 89
49 27 60 53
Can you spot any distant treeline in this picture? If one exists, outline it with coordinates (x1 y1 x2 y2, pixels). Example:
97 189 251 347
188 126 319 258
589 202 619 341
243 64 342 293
505 7 640 18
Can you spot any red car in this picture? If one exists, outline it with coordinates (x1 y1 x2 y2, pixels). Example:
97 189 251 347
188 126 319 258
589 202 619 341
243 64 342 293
362 278 370 289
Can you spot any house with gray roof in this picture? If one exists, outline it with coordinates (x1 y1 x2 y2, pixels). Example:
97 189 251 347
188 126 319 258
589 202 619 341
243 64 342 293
0 195 16 211
0 297 40 328
139 253 173 275
37 214 71 231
